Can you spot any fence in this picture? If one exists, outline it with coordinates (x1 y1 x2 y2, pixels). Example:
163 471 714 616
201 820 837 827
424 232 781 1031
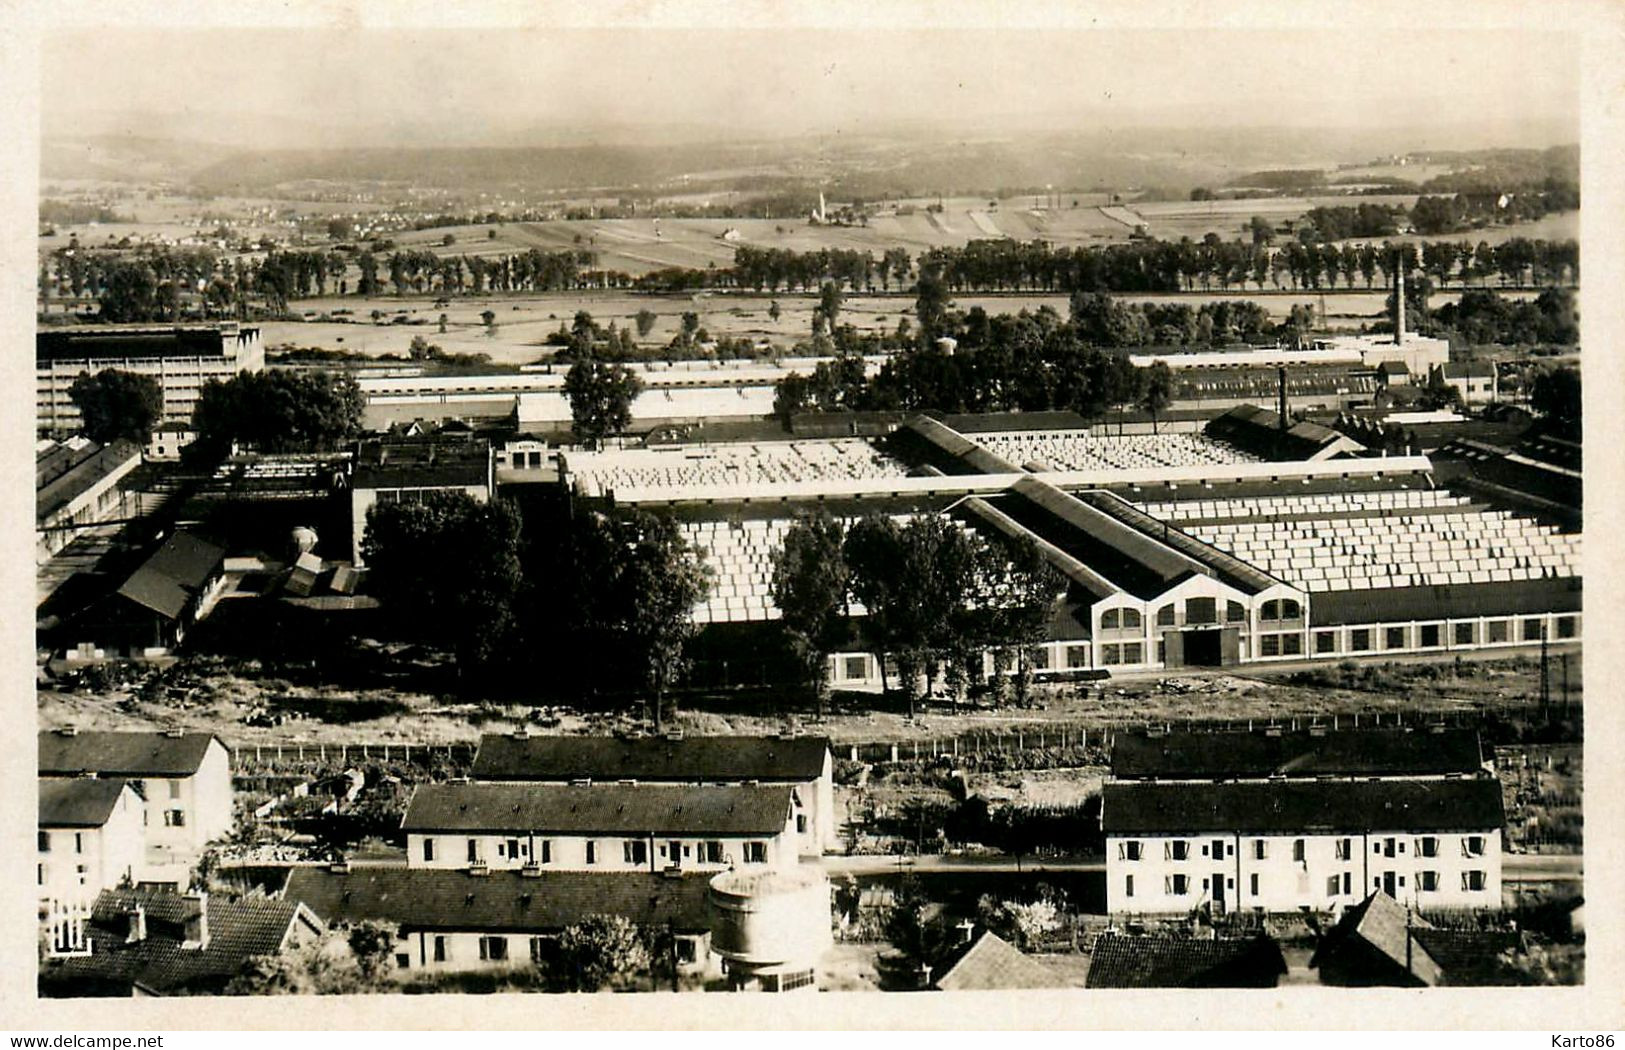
230 740 475 772
834 703 1569 765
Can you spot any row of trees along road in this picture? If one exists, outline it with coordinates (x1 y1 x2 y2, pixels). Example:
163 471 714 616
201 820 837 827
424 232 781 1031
770 511 1063 718
362 494 709 726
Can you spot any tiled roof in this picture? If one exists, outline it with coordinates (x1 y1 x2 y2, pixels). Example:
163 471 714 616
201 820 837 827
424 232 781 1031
1101 778 1505 835
1111 727 1485 780
1310 577 1581 627
37 439 141 524
1085 933 1287 988
1310 892 1528 987
39 730 221 778
39 778 132 828
115 532 226 621
401 781 793 835
283 866 714 933
933 931 1067 991
42 890 314 996
470 734 830 782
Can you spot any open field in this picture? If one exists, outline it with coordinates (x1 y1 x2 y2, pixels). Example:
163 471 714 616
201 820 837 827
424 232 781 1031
37 649 1578 755
256 284 1549 366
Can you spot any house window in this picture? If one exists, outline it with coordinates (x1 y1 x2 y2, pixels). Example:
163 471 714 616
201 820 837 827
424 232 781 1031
1462 871 1487 892
38 831 49 852
844 656 867 680
423 838 435 863
530 937 550 964
1249 873 1260 896
1349 629 1371 651
1031 646 1052 671
1121 609 1142 630
1102 645 1121 666
1418 837 1438 858
676 938 698 964
1292 839 1305 863
164 809 186 827
1279 599 1301 620
1316 631 1337 654
467 838 480 863
1261 600 1280 620
1386 626 1406 650
1166 874 1190 895
1156 604 1176 627
1066 645 1091 669
1186 597 1216 624
705 841 725 864
1343 872 1351 895
796 815 808 834
625 840 648 865
744 841 768 864
1125 875 1134 898
1420 624 1441 648
395 953 410 970
1253 840 1268 860
1419 871 1439 892
1523 618 1544 642
586 842 597 865
1122 643 1143 664
169 780 182 800
1326 876 1340 897
1166 840 1190 861
433 936 447 962
1487 620 1508 643
1334 838 1351 861
1455 622 1476 645
1556 616 1577 639
1101 609 1121 631
1463 836 1486 857
1281 634 1302 656
479 936 508 962
76 864 87 885
1260 635 1281 657
1119 841 1143 862
38 864 46 886
539 840 552 864
1226 601 1247 623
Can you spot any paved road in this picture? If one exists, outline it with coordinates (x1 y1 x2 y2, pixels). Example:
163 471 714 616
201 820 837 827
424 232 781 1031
821 852 1582 881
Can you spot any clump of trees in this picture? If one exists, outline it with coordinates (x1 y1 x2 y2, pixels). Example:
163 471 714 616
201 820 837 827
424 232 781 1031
68 368 162 445
1530 364 1580 439
1432 288 1578 346
190 369 364 457
771 512 1062 717
564 352 644 448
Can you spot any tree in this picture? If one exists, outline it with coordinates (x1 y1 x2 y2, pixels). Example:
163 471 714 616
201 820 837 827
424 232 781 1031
914 266 952 344
1530 365 1580 438
618 512 711 729
346 921 398 983
565 355 644 448
634 308 657 338
191 369 363 457
1140 360 1174 434
770 513 851 716
816 280 843 333
551 915 651 992
843 514 906 700
768 300 782 323
68 368 162 444
362 492 525 678
96 261 160 323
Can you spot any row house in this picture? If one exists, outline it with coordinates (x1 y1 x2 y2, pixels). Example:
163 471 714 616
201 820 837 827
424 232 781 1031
1102 778 1505 915
38 779 145 908
469 732 836 856
400 781 799 874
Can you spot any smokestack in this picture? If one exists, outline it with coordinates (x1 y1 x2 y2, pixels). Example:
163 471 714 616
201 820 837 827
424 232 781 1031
1395 257 1406 347
1278 366 1289 432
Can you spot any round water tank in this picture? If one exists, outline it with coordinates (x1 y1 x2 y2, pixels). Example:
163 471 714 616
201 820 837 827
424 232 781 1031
708 866 831 967
291 526 319 555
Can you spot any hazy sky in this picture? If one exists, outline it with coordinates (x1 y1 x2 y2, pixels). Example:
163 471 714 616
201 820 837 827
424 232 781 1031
43 27 1579 146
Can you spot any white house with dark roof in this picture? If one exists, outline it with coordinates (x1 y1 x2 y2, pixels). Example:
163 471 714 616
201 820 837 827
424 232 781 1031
469 733 836 855
401 781 799 874
1102 778 1505 915
39 729 234 886
57 532 227 658
282 866 718 978
38 778 145 907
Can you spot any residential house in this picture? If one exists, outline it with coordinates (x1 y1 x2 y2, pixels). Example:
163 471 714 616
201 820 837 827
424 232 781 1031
1084 932 1288 988
401 781 799 873
282 865 715 978
930 930 1067 991
1310 891 1526 987
1110 726 1489 782
39 888 321 997
469 733 836 856
1102 778 1505 914
39 729 235 887
38 778 145 908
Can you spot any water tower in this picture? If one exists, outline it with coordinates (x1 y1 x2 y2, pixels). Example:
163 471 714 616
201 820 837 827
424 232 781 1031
707 866 831 992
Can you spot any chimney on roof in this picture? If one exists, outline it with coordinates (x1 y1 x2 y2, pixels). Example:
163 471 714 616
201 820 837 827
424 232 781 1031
182 892 210 951
58 726 78 737
163 728 185 738
125 903 147 944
